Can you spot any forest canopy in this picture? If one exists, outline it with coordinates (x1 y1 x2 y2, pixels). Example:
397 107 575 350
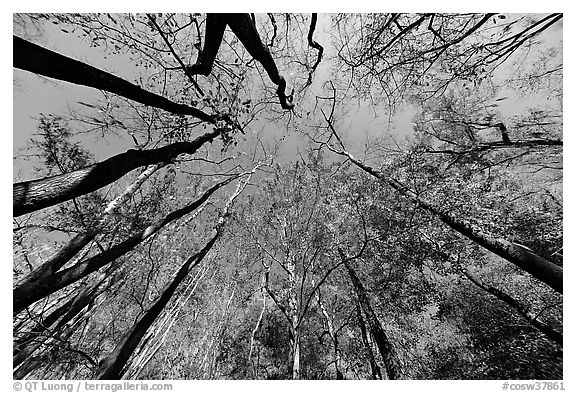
12 12 563 380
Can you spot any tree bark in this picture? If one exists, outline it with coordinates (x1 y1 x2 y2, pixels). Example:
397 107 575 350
13 266 120 369
356 302 382 379
14 128 222 217
287 262 301 379
95 233 219 379
186 14 294 110
312 262 342 379
15 164 162 294
13 176 235 315
335 148 563 293
95 168 255 379
464 269 562 345
13 36 215 123
343 254 401 379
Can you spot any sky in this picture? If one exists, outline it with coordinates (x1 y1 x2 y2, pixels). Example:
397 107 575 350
13 20 148 180
12 13 421 180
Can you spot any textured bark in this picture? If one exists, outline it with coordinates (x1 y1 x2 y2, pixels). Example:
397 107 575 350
13 267 118 369
356 302 382 379
13 176 235 314
187 14 294 110
13 295 98 379
95 233 218 379
287 263 301 379
343 256 401 379
186 14 227 77
15 164 162 297
13 128 222 217
312 264 342 379
464 270 562 345
13 36 215 123
289 330 301 380
95 169 255 379
337 150 563 293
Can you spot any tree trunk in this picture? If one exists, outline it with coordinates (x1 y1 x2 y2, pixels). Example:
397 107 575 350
338 150 563 293
287 264 300 379
289 329 301 380
464 269 562 345
14 129 222 217
187 14 293 110
313 272 342 379
13 176 235 314
356 302 382 379
13 266 119 369
95 233 219 379
343 254 401 379
16 163 162 294
96 168 255 379
13 288 100 379
13 36 215 123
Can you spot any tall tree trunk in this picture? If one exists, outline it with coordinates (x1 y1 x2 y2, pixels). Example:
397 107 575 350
356 302 382 379
464 269 562 345
287 262 301 379
334 148 562 293
343 253 401 379
95 168 255 379
13 36 215 123
122 265 209 379
187 14 294 110
248 278 266 378
421 233 563 346
14 129 222 217
14 261 123 355
13 266 120 369
287 326 301 380
312 261 342 380
291 331 301 379
16 163 163 293
13 175 236 314
95 233 219 379
13 289 100 379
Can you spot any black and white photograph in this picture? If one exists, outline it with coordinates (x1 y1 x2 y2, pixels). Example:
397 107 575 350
12 11 564 383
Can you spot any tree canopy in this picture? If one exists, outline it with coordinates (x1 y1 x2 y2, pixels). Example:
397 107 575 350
13 12 562 381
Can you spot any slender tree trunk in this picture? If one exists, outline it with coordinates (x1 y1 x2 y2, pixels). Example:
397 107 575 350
287 264 300 379
312 264 342 379
13 176 236 314
248 279 266 378
13 267 119 369
95 233 219 379
122 265 208 379
464 269 562 345
343 254 401 379
95 169 255 379
16 164 163 295
421 233 563 346
292 333 301 379
14 129 222 217
13 36 215 123
336 149 563 293
356 302 382 379
187 14 293 110
225 15 293 110
288 328 301 380
13 290 100 379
